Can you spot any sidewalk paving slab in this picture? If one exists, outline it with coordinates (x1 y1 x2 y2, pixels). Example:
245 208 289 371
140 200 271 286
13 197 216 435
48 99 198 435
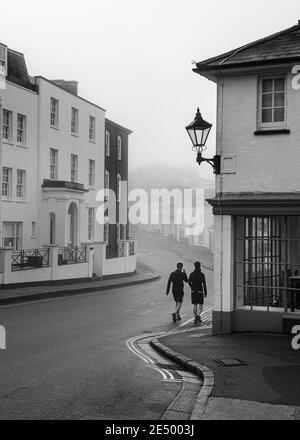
0 263 160 306
152 328 300 420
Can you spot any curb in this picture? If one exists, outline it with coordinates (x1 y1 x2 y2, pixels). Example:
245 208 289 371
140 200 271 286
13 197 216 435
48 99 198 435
0 273 161 306
151 336 214 420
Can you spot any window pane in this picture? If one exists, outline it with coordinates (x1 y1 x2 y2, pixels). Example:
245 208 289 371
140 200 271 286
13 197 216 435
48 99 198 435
274 108 285 122
262 109 272 123
274 92 285 107
262 93 273 108
262 79 273 93
275 78 285 92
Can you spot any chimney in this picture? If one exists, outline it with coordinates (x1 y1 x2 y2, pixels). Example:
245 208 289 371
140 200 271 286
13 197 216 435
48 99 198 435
52 79 78 95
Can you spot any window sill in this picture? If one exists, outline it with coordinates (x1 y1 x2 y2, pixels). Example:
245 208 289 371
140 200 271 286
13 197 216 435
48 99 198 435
88 186 95 190
2 198 13 202
71 132 79 137
16 143 28 149
254 129 290 136
2 140 14 145
16 199 27 203
237 306 286 313
50 125 60 131
89 139 96 144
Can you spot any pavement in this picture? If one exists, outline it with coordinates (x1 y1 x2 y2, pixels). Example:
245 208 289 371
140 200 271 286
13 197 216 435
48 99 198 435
151 327 300 420
0 262 160 306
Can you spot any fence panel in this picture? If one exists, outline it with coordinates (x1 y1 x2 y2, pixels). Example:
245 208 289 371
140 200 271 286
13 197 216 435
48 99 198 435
129 241 135 256
58 246 87 266
106 242 126 259
11 248 50 272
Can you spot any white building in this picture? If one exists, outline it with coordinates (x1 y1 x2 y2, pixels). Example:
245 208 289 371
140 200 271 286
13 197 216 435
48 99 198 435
0 44 136 284
194 21 300 334
138 188 214 252
36 76 105 250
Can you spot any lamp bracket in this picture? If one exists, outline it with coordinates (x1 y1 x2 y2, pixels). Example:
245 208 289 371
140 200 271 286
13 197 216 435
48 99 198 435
197 153 221 175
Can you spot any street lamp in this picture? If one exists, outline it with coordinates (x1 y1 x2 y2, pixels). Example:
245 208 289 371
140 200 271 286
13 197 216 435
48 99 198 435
186 108 220 174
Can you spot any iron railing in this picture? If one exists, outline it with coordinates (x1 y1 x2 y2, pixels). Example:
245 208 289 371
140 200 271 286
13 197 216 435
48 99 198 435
106 242 126 260
129 240 135 256
58 246 87 265
11 248 50 272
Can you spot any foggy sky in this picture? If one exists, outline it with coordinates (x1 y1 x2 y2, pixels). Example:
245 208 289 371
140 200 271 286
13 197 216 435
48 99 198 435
1 0 300 179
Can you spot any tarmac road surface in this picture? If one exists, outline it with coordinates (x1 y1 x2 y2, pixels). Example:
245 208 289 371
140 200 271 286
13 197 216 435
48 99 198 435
0 230 213 419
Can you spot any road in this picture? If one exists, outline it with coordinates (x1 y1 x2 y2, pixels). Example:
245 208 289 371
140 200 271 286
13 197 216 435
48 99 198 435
0 230 214 420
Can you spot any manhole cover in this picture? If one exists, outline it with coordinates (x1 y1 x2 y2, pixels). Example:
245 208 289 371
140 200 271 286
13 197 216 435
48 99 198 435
215 358 247 367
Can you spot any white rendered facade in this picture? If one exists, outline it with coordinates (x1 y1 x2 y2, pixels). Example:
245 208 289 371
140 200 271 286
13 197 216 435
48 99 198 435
0 48 105 268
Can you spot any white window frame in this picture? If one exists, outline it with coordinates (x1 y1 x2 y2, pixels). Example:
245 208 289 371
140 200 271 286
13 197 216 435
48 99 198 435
88 207 95 241
50 148 58 180
71 107 79 135
31 222 37 239
2 222 23 250
105 130 111 156
50 97 59 128
117 135 122 160
117 173 121 202
16 169 26 200
0 44 7 76
105 169 110 200
17 114 26 145
258 76 287 130
2 109 12 142
70 154 78 183
89 116 96 142
88 159 95 188
2 167 12 199
104 219 109 243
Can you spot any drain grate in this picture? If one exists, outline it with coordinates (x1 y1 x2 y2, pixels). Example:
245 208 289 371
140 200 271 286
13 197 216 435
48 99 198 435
215 358 247 367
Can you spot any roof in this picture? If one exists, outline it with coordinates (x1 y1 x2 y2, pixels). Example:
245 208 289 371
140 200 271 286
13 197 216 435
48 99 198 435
7 49 37 92
194 21 300 74
105 118 133 135
35 76 106 112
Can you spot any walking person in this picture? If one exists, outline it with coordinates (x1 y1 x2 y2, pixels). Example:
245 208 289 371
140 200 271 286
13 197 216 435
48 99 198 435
166 263 188 322
189 262 207 325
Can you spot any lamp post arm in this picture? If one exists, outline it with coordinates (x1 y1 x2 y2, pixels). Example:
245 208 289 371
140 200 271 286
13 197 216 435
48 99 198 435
196 152 221 175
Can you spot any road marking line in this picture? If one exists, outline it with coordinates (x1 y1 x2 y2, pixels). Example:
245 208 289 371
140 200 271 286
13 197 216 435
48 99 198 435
163 379 182 383
126 334 176 381
126 337 151 364
155 368 169 381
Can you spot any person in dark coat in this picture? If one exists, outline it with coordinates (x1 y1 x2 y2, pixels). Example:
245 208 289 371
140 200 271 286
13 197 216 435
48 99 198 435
166 262 188 322
189 261 207 324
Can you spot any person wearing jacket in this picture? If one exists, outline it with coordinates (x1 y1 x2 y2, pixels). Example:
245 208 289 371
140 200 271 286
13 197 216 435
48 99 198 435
189 261 207 324
166 262 188 322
